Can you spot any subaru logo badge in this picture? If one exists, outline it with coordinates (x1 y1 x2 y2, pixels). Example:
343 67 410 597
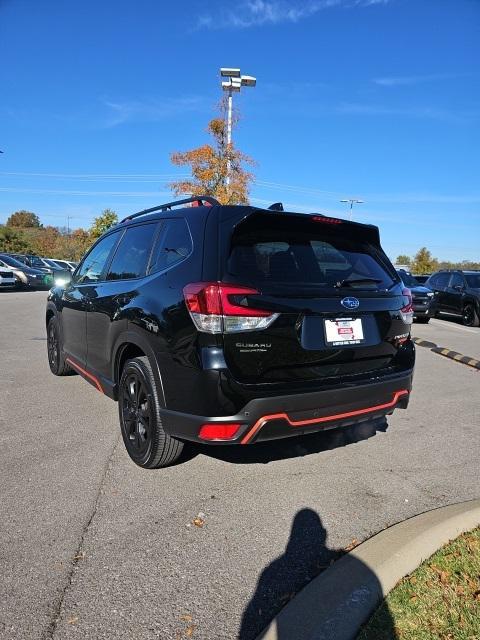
341 297 360 310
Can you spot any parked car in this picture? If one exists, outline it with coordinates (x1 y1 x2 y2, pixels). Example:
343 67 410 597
9 253 54 274
0 265 16 289
0 254 53 288
426 270 480 327
397 270 436 323
47 258 75 272
46 196 415 469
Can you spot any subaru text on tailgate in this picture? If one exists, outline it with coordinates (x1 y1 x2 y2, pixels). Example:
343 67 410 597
46 197 415 468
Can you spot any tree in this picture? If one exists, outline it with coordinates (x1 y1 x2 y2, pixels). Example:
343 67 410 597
412 247 438 274
6 210 42 228
32 225 60 256
67 229 92 260
89 209 118 240
395 254 411 265
169 98 255 205
0 226 31 252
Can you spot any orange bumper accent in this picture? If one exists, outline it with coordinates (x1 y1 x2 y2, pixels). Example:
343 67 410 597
240 389 409 444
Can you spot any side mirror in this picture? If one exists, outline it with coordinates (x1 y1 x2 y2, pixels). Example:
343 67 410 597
453 284 464 292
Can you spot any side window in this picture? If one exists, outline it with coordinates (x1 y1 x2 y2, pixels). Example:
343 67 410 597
148 218 192 274
106 222 158 281
449 273 464 289
75 231 120 284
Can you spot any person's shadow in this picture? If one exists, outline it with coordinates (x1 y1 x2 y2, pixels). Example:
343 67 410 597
239 508 397 640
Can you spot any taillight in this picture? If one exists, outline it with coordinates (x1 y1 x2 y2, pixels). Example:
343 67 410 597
400 287 413 324
183 282 279 333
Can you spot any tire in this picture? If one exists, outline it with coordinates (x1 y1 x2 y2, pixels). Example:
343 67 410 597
47 316 72 375
415 317 430 324
462 303 480 327
118 356 184 469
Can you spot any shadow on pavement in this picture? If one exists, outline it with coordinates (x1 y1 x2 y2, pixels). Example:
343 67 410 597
193 417 389 465
239 508 397 640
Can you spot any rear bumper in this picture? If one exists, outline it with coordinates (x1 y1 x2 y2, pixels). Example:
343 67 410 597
160 368 414 445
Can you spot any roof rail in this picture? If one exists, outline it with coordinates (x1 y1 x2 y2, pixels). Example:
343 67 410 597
120 196 220 223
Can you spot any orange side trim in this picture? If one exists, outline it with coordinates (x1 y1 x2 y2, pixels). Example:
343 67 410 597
66 357 104 394
240 389 409 445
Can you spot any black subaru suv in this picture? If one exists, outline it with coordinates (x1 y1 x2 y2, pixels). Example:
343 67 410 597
46 197 415 468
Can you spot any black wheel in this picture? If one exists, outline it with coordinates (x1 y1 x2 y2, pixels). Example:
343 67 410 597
463 303 480 327
47 316 72 375
118 356 184 469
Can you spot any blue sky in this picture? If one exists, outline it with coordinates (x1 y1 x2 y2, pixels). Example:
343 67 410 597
0 0 478 261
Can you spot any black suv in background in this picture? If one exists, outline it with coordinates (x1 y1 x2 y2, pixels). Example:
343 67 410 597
397 270 436 323
426 270 480 327
46 197 415 469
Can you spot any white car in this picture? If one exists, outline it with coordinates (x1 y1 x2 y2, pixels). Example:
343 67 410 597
0 266 17 289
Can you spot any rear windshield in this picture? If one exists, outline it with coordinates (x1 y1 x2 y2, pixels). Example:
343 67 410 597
226 220 396 291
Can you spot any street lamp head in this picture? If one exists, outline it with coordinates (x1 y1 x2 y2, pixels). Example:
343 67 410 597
220 67 241 78
340 199 349 203
355 200 364 204
222 79 241 92
241 75 256 87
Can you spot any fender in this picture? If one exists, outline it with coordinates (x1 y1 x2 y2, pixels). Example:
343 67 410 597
112 330 166 406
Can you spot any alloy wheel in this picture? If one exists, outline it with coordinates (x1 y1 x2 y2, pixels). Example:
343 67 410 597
120 372 152 456
463 305 475 327
48 322 59 369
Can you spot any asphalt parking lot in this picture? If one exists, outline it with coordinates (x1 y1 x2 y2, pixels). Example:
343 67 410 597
1 291 479 640
412 316 480 361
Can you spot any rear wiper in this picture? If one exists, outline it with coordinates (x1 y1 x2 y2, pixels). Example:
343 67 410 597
335 277 382 288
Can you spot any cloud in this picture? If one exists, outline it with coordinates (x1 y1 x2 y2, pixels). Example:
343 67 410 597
197 0 391 29
102 96 206 127
373 73 467 87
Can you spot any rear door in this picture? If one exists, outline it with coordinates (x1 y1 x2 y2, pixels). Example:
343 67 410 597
85 222 159 379
218 212 406 384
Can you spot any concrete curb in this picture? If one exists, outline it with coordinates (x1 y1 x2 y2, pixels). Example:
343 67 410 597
413 337 480 370
256 499 480 640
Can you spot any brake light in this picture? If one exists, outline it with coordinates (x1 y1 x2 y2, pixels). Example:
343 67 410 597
183 282 279 333
198 423 242 441
400 287 413 324
312 216 342 224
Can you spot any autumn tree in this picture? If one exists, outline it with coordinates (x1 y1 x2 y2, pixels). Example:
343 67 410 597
412 247 438 274
32 225 60 256
0 226 31 252
169 99 254 205
6 210 42 228
395 254 411 265
89 209 118 240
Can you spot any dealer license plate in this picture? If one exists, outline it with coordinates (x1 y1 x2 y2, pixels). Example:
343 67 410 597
324 318 364 346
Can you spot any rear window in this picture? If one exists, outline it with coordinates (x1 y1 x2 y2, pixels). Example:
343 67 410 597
226 221 395 291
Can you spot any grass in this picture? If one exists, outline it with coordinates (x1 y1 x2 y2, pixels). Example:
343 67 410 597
358 527 480 640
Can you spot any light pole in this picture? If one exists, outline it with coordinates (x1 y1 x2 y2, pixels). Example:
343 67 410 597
340 198 364 220
220 68 256 187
